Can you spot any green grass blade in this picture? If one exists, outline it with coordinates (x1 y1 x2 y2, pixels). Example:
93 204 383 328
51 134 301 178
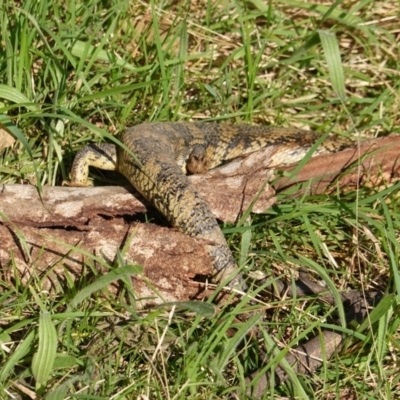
32 312 58 390
298 255 346 328
239 221 252 269
155 301 217 317
69 265 142 308
357 294 395 333
0 115 33 157
0 84 37 111
318 30 346 102
211 312 262 374
0 330 35 383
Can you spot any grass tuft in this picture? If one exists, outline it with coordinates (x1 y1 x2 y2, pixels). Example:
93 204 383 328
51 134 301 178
0 0 399 398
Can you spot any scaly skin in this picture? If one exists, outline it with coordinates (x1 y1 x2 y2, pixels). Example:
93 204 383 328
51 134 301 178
67 122 353 288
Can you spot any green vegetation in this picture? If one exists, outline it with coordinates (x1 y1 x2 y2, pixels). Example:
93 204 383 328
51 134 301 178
1 0 399 398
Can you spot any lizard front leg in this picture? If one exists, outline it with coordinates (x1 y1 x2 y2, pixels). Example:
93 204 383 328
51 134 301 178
63 143 117 186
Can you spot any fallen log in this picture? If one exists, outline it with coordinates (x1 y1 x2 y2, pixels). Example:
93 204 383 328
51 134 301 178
0 136 398 396
0 136 399 305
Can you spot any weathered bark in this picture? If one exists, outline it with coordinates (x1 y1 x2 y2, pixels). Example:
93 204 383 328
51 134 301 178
0 136 397 397
0 136 399 305
275 136 400 193
0 148 279 304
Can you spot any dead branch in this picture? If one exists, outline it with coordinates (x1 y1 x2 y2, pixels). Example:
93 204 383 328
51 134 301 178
0 136 399 306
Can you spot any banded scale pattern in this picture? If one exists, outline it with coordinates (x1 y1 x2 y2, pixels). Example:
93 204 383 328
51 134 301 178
67 122 354 288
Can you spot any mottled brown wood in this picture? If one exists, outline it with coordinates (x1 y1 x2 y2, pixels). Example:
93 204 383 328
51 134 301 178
0 136 398 306
0 145 279 304
275 136 400 193
0 208 214 306
0 136 396 397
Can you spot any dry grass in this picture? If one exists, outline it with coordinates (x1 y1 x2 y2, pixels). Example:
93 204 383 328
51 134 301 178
0 0 399 399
